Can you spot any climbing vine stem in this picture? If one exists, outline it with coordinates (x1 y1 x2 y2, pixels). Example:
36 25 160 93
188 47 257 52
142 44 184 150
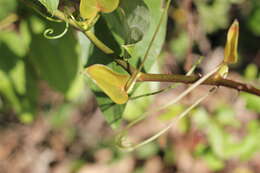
20 0 260 97
19 0 114 54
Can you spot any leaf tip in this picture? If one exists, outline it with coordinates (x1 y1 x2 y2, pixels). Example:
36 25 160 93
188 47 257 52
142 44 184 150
224 19 239 64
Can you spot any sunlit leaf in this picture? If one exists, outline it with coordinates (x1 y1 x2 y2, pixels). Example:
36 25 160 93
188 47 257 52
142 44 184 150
85 64 129 104
80 0 119 19
224 20 239 64
83 0 167 128
80 0 98 19
97 0 119 13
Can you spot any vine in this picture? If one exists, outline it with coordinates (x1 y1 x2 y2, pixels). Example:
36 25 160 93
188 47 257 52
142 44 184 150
19 0 260 151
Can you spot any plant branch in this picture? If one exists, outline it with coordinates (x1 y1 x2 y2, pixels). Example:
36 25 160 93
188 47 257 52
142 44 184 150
20 0 114 54
138 73 260 96
52 10 114 54
20 0 260 97
115 59 260 96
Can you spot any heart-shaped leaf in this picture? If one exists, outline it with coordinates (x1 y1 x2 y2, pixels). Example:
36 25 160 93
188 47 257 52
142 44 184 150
82 0 167 128
98 0 120 13
85 64 130 104
80 0 98 19
103 0 150 45
80 0 119 19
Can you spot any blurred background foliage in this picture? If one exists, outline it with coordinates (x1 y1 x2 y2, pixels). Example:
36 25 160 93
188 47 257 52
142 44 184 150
0 0 260 173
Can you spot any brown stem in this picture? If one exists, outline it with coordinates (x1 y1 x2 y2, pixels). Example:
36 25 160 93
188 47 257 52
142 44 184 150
138 73 260 96
115 59 260 96
114 58 260 96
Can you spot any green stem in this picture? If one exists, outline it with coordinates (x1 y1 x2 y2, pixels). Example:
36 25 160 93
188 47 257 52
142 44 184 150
53 11 114 54
84 30 114 54
20 0 114 54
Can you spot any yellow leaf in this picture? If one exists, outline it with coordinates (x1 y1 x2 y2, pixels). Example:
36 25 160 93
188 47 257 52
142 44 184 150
80 0 119 19
85 64 130 104
80 0 99 19
224 19 239 64
97 0 119 13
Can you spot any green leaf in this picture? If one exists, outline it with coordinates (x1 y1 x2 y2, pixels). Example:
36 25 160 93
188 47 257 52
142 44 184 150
0 0 17 20
29 19 79 94
0 21 30 57
80 0 98 19
84 0 167 128
128 0 167 71
103 0 150 45
85 64 129 104
97 0 119 13
38 0 59 15
0 70 22 113
244 64 258 80
203 152 225 171
0 19 37 121
241 93 260 113
248 7 260 36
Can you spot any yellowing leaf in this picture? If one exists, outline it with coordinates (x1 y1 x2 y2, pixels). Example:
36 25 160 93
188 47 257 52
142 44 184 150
80 0 98 19
85 64 130 104
224 20 239 64
97 0 119 13
80 0 119 19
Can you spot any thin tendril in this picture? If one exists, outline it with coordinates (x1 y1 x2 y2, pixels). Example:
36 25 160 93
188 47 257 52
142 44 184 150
115 65 221 151
21 0 62 23
43 21 69 39
117 87 217 151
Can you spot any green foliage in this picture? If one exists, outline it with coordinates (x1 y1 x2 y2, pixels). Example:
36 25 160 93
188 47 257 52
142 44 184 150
103 0 150 46
80 0 119 19
29 22 79 94
244 64 258 81
241 93 260 113
135 142 159 159
0 0 17 20
84 0 167 128
0 11 81 122
169 31 189 59
0 18 37 122
193 107 260 164
195 0 242 33
248 0 260 36
0 0 260 171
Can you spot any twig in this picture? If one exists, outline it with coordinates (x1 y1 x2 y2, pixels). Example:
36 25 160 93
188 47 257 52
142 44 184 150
138 73 260 96
114 59 260 96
